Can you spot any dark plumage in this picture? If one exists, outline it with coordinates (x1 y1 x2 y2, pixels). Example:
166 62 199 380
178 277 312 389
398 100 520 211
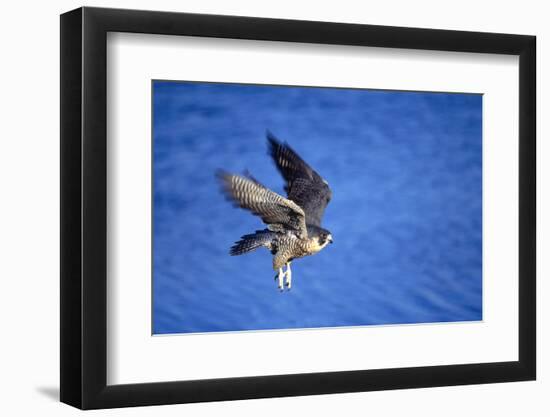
230 230 277 256
218 132 333 291
267 131 332 227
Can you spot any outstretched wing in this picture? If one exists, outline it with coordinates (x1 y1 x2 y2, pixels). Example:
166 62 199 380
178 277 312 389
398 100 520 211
267 132 332 227
217 171 308 238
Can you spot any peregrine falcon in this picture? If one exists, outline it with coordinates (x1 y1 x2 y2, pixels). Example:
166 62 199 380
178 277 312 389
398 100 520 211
218 132 333 291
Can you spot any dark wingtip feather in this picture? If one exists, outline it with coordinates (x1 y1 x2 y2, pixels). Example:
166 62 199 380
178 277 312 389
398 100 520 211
229 243 241 256
266 130 283 155
266 129 278 143
266 130 300 161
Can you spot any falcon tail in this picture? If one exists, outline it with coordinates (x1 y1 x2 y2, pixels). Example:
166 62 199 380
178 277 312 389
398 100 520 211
230 230 275 256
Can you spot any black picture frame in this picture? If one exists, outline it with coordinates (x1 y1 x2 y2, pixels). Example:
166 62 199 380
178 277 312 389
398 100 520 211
60 6 536 410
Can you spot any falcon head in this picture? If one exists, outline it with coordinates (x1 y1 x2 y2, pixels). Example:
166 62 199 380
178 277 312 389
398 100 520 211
318 229 334 247
306 225 333 252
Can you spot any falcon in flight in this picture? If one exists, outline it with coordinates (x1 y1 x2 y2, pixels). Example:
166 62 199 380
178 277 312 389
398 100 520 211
218 132 333 291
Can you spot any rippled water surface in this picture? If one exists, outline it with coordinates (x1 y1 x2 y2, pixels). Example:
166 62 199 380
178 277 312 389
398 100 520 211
153 81 482 334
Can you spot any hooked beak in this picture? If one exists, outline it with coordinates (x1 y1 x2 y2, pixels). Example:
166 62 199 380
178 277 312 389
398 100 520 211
328 235 333 244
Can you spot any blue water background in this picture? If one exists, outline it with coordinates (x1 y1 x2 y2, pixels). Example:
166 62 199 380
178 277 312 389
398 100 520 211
153 81 482 334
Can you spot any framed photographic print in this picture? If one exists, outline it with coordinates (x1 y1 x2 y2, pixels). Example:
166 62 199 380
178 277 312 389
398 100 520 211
60 6 536 409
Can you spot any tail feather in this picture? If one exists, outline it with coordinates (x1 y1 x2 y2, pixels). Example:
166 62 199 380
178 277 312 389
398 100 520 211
230 230 275 256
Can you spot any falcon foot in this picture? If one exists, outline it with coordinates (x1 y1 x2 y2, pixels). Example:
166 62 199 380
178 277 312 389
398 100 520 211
274 263 292 291
276 267 285 291
284 262 292 290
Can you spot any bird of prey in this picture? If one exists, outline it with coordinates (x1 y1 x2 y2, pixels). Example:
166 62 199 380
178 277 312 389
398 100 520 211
218 132 333 291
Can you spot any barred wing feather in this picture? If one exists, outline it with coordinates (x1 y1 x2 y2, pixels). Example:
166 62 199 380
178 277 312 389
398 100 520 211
217 171 308 238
